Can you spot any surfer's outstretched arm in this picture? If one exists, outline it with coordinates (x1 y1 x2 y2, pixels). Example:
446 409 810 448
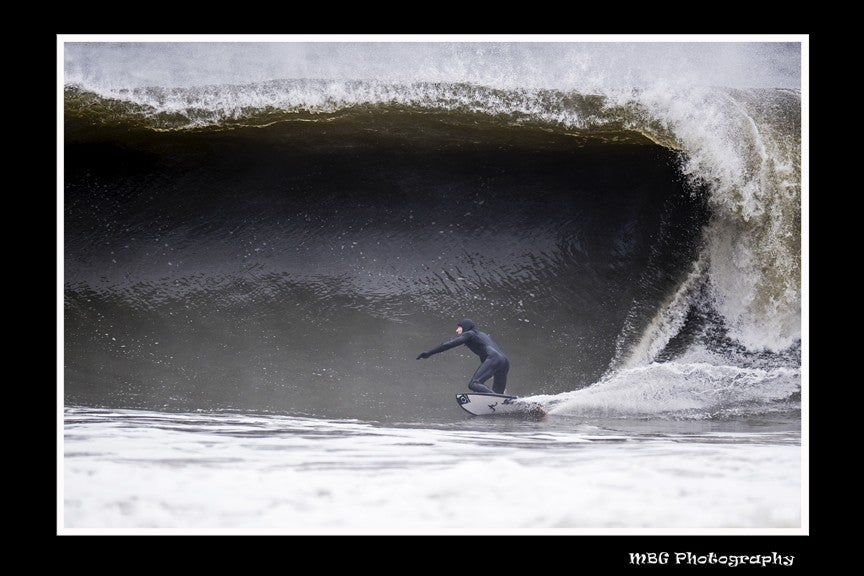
417 333 469 359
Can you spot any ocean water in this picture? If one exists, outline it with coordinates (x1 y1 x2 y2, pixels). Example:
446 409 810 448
61 40 805 532
63 406 800 531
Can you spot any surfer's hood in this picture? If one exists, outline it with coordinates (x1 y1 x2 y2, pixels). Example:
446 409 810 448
458 319 475 332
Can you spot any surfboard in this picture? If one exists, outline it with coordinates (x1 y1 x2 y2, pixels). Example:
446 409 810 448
455 392 547 417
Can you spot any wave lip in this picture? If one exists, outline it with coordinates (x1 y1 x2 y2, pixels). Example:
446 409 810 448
64 80 637 138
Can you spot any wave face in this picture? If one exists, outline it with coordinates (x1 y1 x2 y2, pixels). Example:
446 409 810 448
63 42 802 421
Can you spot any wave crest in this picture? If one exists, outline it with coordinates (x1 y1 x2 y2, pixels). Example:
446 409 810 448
65 81 628 134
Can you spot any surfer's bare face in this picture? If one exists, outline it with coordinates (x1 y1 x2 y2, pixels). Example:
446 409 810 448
456 326 463 335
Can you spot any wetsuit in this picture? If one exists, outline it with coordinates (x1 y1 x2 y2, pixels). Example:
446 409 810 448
417 319 510 395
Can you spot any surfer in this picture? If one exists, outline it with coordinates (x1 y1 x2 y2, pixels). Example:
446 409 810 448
417 318 510 395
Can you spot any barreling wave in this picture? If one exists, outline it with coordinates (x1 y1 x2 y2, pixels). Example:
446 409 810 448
64 68 801 421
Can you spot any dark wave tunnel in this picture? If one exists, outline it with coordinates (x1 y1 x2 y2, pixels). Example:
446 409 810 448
64 112 709 421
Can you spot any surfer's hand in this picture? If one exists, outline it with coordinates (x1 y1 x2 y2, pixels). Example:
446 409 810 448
417 352 430 360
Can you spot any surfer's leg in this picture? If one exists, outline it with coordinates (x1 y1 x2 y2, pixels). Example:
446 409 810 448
468 381 494 393
468 359 496 393
491 356 510 394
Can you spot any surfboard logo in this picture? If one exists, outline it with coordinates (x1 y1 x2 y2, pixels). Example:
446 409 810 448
457 394 470 405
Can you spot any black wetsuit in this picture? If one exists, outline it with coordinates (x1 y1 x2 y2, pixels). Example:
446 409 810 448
418 319 510 395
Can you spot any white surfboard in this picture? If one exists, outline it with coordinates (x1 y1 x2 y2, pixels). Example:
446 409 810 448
455 393 547 417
